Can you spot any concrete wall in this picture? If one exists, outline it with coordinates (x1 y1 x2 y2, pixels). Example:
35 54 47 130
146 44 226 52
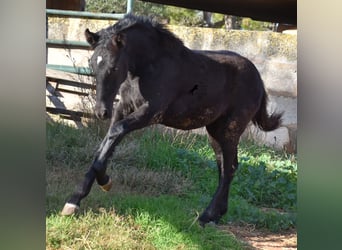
167 26 297 152
47 17 297 152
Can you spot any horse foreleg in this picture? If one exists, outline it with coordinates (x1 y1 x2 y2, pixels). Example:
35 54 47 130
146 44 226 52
61 124 125 216
61 103 156 216
92 103 153 191
95 101 126 191
60 134 112 215
61 167 97 215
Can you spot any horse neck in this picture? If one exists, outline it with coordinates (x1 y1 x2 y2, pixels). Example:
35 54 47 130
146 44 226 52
125 30 184 77
126 44 158 77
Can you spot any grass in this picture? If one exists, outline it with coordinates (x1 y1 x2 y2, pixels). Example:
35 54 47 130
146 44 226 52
46 120 297 249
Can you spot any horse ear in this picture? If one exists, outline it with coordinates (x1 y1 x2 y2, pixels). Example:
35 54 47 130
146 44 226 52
85 28 99 48
112 33 126 48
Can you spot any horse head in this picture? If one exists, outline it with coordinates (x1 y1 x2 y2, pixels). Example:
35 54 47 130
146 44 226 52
85 28 128 120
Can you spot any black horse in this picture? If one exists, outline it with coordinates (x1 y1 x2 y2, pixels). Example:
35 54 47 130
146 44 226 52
61 14 282 226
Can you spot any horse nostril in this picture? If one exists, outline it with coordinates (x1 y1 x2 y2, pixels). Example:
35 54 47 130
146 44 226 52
96 109 109 120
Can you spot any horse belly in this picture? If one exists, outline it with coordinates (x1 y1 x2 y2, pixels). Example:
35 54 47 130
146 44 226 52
162 106 220 130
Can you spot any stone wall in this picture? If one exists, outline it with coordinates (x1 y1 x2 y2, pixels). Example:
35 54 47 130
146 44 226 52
47 17 297 152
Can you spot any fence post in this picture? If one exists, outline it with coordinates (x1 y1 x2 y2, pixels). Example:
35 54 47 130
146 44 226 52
126 0 134 13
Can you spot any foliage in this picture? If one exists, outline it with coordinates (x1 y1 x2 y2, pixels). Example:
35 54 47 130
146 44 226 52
86 0 127 14
241 18 274 31
86 0 202 26
233 140 297 211
46 121 297 249
85 0 274 30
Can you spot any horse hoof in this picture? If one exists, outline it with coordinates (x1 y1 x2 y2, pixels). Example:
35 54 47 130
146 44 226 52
198 212 220 227
100 177 112 192
61 203 79 216
199 219 218 228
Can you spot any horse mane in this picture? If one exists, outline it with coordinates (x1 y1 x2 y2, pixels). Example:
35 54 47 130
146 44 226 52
98 14 184 52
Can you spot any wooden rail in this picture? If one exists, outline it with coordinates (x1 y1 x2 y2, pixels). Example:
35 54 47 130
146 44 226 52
46 68 95 123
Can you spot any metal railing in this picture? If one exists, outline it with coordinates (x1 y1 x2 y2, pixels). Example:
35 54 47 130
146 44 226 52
46 0 134 74
46 9 126 20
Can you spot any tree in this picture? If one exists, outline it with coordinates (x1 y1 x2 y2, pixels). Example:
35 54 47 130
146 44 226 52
86 0 127 13
85 0 273 30
224 15 242 30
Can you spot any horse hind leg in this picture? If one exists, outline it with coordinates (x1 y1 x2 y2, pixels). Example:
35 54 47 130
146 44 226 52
207 134 223 186
199 116 244 226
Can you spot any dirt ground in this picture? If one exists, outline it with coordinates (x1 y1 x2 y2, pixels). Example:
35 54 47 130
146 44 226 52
220 224 297 250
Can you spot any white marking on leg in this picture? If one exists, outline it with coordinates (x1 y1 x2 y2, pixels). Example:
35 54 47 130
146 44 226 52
61 203 79 216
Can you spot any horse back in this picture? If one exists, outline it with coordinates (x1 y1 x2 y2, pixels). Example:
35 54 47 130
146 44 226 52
160 50 265 129
199 50 266 103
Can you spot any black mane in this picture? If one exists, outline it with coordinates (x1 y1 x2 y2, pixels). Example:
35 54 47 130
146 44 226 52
97 14 184 49
113 14 159 33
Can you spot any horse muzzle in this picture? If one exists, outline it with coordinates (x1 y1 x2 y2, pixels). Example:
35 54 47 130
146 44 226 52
95 106 112 120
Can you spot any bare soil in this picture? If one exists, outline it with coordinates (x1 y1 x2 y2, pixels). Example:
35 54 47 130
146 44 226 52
220 224 297 250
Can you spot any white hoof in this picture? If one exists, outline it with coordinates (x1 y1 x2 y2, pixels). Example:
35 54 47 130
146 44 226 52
100 177 113 192
61 203 79 216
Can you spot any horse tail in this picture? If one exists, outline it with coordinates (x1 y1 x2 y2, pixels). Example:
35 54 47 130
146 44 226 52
252 91 283 132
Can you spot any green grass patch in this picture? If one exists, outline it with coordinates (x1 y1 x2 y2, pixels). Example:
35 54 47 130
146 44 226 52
135 128 297 231
46 121 296 249
47 210 154 249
